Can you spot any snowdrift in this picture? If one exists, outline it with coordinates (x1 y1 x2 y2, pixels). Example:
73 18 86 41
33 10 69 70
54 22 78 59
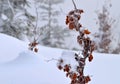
0 33 26 63
0 33 69 84
0 33 120 84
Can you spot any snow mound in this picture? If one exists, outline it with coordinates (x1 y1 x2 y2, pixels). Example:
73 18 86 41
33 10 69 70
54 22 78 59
3 51 41 65
60 51 79 71
0 33 27 63
0 33 120 84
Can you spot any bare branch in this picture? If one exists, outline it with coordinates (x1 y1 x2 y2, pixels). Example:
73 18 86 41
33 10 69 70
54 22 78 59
35 6 38 33
33 2 39 42
33 3 39 37
72 0 77 9
45 58 58 62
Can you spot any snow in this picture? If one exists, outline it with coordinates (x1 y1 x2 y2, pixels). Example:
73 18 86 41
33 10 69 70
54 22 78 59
1 14 8 20
0 33 70 84
0 33 120 84
0 34 26 63
0 0 120 83
59 51 79 72
85 53 120 84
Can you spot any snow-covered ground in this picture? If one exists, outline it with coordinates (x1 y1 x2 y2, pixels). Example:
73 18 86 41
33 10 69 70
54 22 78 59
0 33 120 84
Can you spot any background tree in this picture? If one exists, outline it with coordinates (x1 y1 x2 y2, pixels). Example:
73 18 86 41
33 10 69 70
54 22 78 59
35 0 70 48
94 1 120 53
0 0 36 40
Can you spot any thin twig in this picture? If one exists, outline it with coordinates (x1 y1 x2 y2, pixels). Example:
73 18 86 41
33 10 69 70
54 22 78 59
72 0 77 9
33 2 39 41
33 3 39 35
45 58 58 62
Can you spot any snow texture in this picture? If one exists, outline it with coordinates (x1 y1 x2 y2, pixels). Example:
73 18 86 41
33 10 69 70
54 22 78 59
0 33 120 84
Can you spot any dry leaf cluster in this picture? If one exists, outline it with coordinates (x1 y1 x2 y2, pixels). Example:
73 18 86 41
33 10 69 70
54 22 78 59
57 1 95 84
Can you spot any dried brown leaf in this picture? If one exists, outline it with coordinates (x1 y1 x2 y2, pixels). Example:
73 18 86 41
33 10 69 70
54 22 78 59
84 29 91 34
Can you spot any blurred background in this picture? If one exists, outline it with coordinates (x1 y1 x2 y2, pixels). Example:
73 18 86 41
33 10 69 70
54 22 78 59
0 0 120 54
